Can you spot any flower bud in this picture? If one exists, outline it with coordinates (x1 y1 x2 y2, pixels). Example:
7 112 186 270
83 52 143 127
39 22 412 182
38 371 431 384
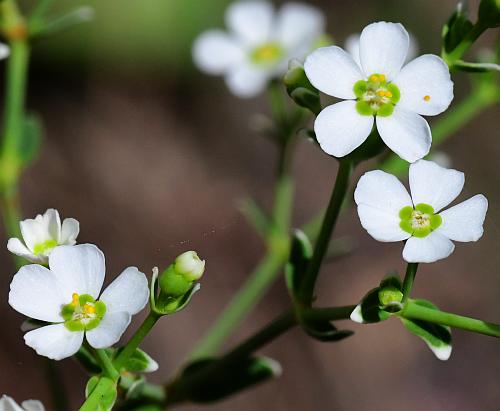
159 251 205 298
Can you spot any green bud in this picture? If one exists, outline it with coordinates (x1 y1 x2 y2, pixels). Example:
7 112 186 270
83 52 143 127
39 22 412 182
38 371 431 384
284 59 321 114
159 266 192 298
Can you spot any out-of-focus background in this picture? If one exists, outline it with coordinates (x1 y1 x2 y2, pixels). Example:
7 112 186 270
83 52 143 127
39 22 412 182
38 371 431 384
0 0 499 409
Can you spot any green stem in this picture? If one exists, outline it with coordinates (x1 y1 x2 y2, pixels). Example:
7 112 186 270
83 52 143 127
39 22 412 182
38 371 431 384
401 300 500 338
445 22 488 64
94 348 119 381
401 263 418 304
113 311 160 370
298 159 354 305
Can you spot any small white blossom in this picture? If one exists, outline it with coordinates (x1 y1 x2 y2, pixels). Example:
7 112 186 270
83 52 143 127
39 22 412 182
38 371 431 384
7 208 80 264
193 1 325 98
9 244 149 360
304 22 454 163
354 160 488 263
0 395 44 411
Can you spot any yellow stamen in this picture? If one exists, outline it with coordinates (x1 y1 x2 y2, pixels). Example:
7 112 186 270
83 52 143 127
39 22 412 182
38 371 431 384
83 303 96 315
385 91 393 98
378 74 386 82
370 74 379 82
377 90 385 97
423 95 431 102
71 293 79 306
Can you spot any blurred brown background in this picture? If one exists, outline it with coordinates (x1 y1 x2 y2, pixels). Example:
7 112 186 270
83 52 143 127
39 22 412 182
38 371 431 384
1 0 499 410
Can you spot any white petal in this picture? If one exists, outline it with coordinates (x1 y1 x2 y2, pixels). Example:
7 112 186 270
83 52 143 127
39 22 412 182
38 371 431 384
43 209 62 243
21 401 45 411
99 267 149 315
359 21 409 80
402 231 455 263
437 195 488 242
0 43 10 60
6 238 42 263
226 1 274 46
394 55 454 116
344 34 361 66
409 159 464 212
49 244 105 300
376 106 431 163
85 311 131 349
314 101 373 157
357 204 411 242
275 3 325 49
9 264 66 322
0 395 25 411
354 170 413 215
225 64 269 98
24 324 83 360
60 218 80 245
192 30 245 75
20 215 51 253
304 46 364 99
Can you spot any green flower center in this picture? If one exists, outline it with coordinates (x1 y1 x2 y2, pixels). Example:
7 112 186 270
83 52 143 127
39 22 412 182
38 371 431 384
33 239 58 256
399 203 442 238
61 293 106 332
354 73 400 117
250 42 284 65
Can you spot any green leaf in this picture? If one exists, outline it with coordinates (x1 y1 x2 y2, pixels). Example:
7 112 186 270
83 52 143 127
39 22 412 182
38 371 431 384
478 0 500 28
180 356 281 403
18 113 42 168
400 299 452 361
285 229 312 297
442 2 473 54
85 377 117 411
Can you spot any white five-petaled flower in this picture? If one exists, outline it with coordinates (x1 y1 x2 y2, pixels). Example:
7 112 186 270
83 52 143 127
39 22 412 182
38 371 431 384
354 160 488 263
7 208 80 264
9 244 149 360
193 1 325 98
304 21 454 163
0 395 44 411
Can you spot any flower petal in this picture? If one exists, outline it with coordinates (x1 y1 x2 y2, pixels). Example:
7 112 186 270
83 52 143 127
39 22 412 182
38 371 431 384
359 21 409 80
86 311 131 349
60 218 80 245
44 209 62 243
437 195 488 242
9 264 66 322
314 101 373 157
275 3 325 49
344 34 362 66
20 215 51 253
226 1 274 46
49 244 105 300
0 395 26 411
6 238 42 263
376 106 431 163
24 324 83 360
409 159 464 212
354 169 413 215
0 43 10 60
99 267 149 315
192 30 245 75
304 46 364 99
357 204 411 242
225 64 268 98
402 231 455 263
21 400 46 411
394 54 453 116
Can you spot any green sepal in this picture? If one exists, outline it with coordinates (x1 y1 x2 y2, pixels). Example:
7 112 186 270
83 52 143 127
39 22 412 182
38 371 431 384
18 113 43 169
356 288 390 323
85 376 100 398
117 348 158 373
400 299 452 361
178 356 281 403
355 100 375 116
442 2 474 54
285 229 313 298
376 103 394 117
284 60 321 114
478 0 500 28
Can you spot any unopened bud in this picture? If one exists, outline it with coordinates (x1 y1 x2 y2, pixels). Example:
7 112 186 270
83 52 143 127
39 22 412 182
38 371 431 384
174 251 205 282
159 251 205 298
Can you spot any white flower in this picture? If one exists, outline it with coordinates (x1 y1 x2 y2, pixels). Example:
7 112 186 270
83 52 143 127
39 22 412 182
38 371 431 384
9 244 149 360
7 208 80 264
354 160 488 263
0 395 44 411
304 22 454 163
193 1 325 98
